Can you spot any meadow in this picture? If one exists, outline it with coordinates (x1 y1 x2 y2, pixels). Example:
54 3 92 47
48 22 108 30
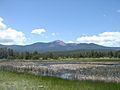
0 71 120 90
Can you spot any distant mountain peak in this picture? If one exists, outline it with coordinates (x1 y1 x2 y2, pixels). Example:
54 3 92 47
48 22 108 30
50 40 66 46
0 40 120 52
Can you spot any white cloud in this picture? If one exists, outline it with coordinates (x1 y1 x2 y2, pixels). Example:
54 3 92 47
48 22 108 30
51 32 59 36
0 17 26 45
52 33 56 36
76 32 120 47
0 17 6 30
67 41 74 43
31 28 46 35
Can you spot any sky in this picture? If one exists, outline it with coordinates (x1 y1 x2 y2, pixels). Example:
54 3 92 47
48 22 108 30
0 0 120 47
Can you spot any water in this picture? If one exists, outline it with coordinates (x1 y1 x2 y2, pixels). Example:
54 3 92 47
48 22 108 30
0 61 120 82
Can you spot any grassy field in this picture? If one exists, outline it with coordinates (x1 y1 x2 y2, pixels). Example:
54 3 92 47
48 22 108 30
0 71 120 90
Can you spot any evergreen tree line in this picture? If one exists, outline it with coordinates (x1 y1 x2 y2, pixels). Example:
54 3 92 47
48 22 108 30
0 48 120 60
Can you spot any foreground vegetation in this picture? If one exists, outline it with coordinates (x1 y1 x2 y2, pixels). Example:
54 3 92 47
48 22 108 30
0 71 120 90
0 48 120 90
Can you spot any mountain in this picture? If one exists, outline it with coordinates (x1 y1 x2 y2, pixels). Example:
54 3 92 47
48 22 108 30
0 40 120 52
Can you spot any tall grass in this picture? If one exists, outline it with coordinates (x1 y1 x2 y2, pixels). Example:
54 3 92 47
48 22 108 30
0 71 120 90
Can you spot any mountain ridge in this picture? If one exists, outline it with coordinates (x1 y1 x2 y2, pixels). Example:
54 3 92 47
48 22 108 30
0 40 120 52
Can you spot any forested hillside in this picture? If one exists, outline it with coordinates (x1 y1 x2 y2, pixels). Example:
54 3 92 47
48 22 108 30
0 48 120 60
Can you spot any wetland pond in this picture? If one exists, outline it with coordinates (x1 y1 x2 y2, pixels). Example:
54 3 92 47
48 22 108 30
0 61 120 82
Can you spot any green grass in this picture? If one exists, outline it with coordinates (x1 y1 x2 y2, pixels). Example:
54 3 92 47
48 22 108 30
0 71 120 90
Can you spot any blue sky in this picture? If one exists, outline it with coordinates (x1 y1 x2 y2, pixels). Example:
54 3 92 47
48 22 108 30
0 0 120 47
